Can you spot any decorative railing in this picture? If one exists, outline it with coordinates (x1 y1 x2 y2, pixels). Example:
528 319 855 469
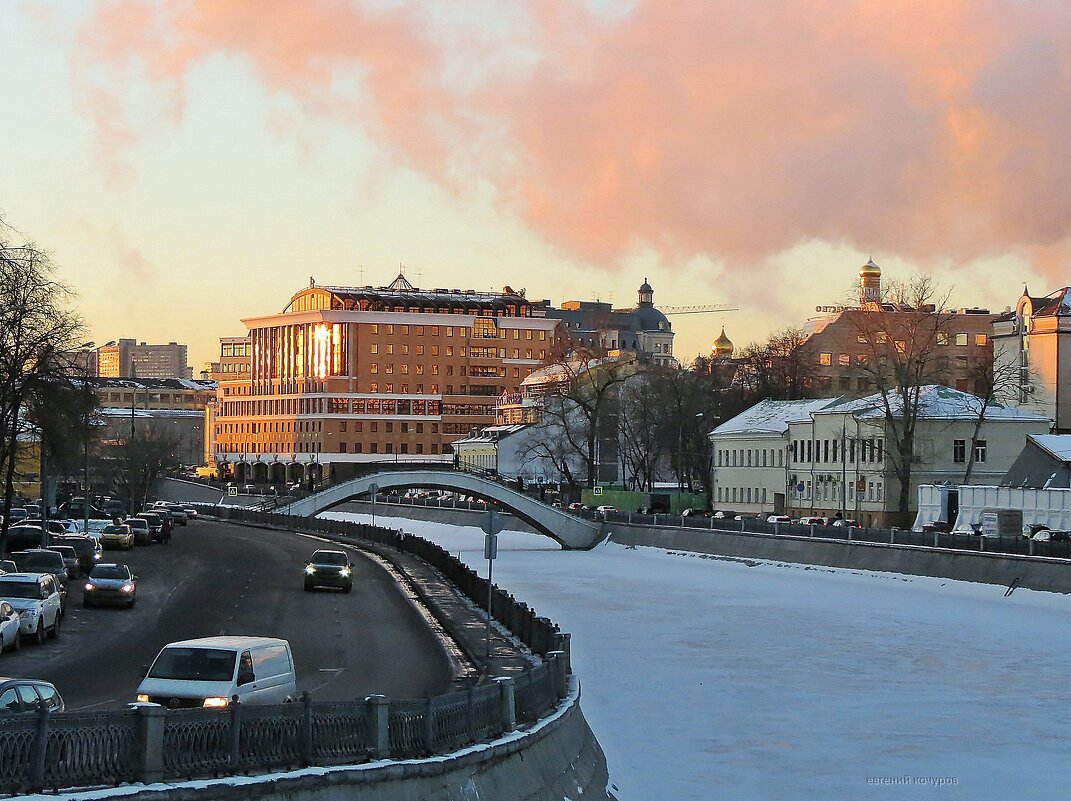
0 515 572 794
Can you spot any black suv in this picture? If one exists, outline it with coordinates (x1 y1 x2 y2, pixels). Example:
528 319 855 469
303 550 354 593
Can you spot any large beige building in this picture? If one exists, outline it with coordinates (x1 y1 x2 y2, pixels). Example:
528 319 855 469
712 387 1049 526
213 275 559 485
993 287 1071 433
97 339 192 380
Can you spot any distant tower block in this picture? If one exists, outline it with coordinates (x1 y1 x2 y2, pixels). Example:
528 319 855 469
859 257 882 304
711 327 734 359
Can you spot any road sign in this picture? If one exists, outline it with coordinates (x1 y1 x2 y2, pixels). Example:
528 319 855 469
368 482 379 496
484 533 498 560
227 486 238 497
481 509 504 536
592 486 603 496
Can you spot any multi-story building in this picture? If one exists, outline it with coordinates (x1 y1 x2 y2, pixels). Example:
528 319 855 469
712 386 1049 526
992 287 1071 433
212 275 559 485
533 279 676 366
97 339 192 379
801 259 996 396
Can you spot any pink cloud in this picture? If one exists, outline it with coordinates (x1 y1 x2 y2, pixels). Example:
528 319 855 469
73 0 1071 276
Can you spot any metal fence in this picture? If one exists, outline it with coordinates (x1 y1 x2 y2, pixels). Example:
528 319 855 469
563 508 1071 560
0 514 572 794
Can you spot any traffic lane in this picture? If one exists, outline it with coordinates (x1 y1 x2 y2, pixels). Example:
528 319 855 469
0 519 454 710
201 525 454 702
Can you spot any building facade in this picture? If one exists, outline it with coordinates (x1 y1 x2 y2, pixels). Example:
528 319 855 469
992 287 1071 433
97 339 192 380
533 279 676 366
212 275 559 484
713 386 1049 526
801 259 996 396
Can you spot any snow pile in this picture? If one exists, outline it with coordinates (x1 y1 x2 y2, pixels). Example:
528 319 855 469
324 511 1071 801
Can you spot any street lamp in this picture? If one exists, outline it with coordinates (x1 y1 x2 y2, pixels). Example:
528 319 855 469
80 341 95 536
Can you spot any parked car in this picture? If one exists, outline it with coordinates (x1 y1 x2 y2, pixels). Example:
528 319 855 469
0 603 21 651
83 564 137 608
304 550 354 593
567 502 584 511
797 517 827 526
712 510 737 519
921 521 952 534
6 509 28 525
681 508 708 517
766 514 792 523
137 636 296 708
101 524 135 550
831 518 859 528
0 574 62 643
0 561 16 574
182 506 199 520
81 519 113 536
44 545 80 579
53 535 103 574
1032 529 1071 542
125 517 153 546
1024 523 1050 539
19 519 72 536
595 505 618 517
0 679 64 713
152 502 188 525
11 550 70 594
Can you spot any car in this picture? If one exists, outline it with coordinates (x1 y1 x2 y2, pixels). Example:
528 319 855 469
124 517 153 546
0 574 62 643
11 550 69 595
1032 529 1071 542
766 514 792 523
0 603 20 651
712 510 737 520
0 561 16 574
182 506 199 520
152 502 188 525
1024 523 1050 539
921 521 952 534
0 679 64 714
83 564 137 608
567 502 584 511
798 517 827 526
5 509 28 525
101 524 135 550
831 518 859 527
681 508 707 517
53 535 103 574
81 519 113 536
304 550 354 593
18 519 71 536
44 545 80 579
595 505 618 516
3 526 43 554
135 511 167 543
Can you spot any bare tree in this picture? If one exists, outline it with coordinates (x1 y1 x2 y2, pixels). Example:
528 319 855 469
0 223 84 545
844 275 954 521
101 424 183 514
961 344 1023 484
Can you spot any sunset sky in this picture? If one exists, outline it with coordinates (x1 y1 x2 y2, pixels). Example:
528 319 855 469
3 0 1070 371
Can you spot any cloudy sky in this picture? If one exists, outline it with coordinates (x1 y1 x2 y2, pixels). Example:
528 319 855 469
3 0 1069 370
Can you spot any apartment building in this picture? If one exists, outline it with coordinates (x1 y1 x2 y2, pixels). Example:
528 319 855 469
713 386 1048 526
213 275 558 484
97 339 193 380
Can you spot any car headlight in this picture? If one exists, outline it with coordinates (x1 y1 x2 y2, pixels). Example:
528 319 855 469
340 567 351 577
85 582 96 591
202 697 229 708
305 565 316 574
121 584 134 593
20 608 37 618
136 694 150 703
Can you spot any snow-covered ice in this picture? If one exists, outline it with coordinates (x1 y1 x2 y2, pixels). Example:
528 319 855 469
325 511 1071 801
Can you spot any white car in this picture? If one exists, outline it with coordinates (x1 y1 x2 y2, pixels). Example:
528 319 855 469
766 515 792 523
0 574 62 644
595 505 618 516
0 602 20 651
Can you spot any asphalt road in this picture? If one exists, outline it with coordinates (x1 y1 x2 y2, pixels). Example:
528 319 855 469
0 519 453 711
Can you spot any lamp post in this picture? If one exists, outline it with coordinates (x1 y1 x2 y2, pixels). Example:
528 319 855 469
80 342 95 535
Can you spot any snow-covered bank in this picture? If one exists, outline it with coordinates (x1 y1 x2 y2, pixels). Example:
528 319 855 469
324 511 1071 801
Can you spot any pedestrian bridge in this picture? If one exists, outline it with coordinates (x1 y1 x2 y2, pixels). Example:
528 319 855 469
280 470 606 550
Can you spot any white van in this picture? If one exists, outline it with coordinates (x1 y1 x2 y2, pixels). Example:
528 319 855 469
136 636 296 708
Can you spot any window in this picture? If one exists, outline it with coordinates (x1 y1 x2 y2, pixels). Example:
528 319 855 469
819 353 832 366
974 439 987 463
937 332 949 346
955 333 968 346
370 363 378 374
953 439 966 463
975 334 988 346
370 343 378 354
838 353 850 367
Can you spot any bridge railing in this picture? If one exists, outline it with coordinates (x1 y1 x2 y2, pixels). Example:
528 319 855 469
0 512 572 794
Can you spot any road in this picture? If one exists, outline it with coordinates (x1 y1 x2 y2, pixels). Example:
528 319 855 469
0 518 454 711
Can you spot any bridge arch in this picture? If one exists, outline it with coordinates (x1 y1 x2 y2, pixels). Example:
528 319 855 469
282 469 604 550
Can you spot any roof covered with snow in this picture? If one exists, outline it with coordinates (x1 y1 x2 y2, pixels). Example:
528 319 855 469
712 398 842 437
1028 434 1071 462
815 385 1049 422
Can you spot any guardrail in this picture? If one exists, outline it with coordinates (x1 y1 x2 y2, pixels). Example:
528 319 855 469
0 511 571 794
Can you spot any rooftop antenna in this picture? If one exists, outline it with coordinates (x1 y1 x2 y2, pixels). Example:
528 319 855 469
356 264 366 285
416 267 424 287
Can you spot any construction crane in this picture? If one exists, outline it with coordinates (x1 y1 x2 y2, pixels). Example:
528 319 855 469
661 304 738 315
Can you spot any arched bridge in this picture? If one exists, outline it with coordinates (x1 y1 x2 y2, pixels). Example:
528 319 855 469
281 469 606 550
